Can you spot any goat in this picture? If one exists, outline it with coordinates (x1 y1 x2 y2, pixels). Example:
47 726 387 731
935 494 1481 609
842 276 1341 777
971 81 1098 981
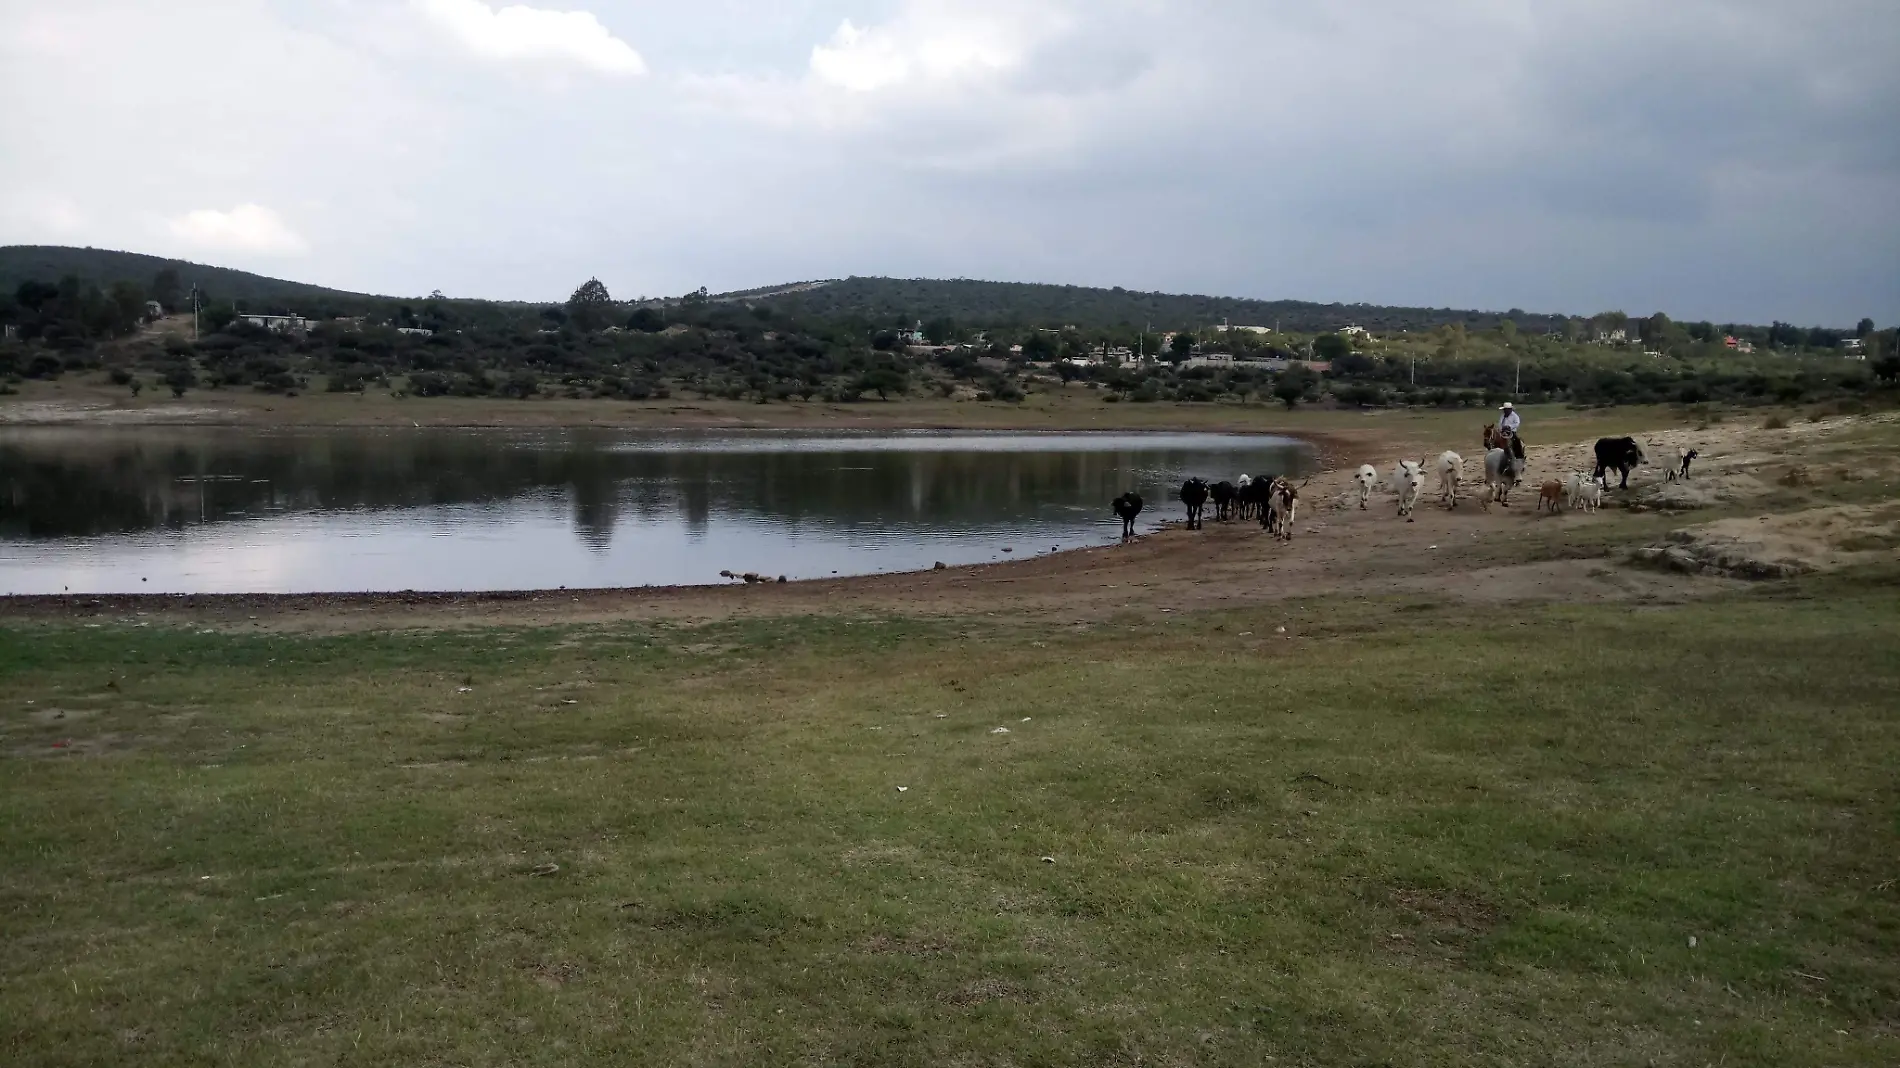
1668 447 1699 482
1536 480 1564 512
1353 464 1378 509
1579 476 1604 513
1563 471 1588 510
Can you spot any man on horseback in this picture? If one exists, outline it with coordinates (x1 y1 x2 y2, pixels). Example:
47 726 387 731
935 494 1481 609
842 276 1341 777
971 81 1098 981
1495 402 1526 462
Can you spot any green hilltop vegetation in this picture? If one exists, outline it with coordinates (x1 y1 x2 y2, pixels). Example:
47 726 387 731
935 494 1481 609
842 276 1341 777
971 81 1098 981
0 245 368 311
1 244 1894 411
732 275 1571 334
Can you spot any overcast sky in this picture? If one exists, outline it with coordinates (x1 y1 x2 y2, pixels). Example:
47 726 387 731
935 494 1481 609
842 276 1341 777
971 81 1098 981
2 0 1895 325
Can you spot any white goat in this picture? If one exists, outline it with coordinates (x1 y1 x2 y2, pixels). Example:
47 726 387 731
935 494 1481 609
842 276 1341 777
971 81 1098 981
1391 460 1426 521
1436 451 1463 509
1353 464 1378 509
1579 475 1605 513
1563 471 1588 510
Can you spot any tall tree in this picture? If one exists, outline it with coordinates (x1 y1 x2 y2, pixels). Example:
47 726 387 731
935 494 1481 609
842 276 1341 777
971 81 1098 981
1857 317 1876 338
1273 364 1316 409
566 278 614 332
1311 333 1351 363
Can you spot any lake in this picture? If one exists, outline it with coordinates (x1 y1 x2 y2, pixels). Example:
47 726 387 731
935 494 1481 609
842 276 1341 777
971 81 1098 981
0 427 1311 595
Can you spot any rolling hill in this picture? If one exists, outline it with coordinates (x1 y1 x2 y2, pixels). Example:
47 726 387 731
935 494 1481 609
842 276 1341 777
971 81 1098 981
5 245 1569 334
731 276 1572 334
0 246 377 311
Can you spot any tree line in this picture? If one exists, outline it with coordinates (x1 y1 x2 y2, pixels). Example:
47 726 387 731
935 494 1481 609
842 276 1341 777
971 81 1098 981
3 263 1894 411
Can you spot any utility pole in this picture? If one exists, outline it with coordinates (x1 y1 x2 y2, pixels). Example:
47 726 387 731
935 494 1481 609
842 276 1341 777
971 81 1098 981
190 285 201 341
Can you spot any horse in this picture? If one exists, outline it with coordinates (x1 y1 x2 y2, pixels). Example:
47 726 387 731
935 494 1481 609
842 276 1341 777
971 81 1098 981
1483 422 1527 461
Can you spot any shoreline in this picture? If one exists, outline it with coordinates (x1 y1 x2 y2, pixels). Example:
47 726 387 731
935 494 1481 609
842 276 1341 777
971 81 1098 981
0 398 1740 625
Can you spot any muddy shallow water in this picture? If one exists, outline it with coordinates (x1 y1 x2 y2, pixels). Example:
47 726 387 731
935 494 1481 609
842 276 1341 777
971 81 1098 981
0 427 1311 594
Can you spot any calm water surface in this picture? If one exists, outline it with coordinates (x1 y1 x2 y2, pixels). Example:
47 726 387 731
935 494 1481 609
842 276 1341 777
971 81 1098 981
0 427 1310 594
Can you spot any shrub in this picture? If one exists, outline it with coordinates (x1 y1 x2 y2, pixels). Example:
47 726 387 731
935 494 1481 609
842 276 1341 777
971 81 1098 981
1762 414 1788 430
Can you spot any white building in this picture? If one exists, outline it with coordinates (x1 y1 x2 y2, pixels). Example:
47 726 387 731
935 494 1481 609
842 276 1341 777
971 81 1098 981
236 313 314 334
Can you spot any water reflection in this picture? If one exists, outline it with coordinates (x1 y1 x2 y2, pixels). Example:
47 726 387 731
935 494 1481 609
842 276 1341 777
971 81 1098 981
0 428 1310 594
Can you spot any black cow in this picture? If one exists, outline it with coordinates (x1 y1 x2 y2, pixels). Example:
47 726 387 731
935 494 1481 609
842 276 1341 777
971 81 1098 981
1593 437 1648 490
1112 491 1144 538
1238 475 1277 529
1210 480 1237 521
1179 478 1209 529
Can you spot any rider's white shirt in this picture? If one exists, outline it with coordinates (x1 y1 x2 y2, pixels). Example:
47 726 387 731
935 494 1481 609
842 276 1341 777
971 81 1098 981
1500 411 1521 434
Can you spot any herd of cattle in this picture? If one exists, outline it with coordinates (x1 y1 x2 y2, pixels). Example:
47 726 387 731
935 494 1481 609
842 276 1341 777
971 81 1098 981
1113 471 1305 542
1112 435 1701 535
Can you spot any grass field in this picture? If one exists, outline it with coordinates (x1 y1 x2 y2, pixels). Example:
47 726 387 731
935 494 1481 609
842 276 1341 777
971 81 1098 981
5 572 1897 1066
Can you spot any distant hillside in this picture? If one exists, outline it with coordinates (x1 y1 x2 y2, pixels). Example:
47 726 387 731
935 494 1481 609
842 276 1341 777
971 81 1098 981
0 246 377 312
2 248 1568 334
734 276 1571 334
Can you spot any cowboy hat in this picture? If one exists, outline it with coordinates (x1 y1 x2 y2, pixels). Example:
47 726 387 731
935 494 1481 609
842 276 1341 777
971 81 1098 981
1499 402 1515 410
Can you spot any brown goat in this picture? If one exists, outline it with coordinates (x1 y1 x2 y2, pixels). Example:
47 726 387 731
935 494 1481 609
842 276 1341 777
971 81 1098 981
1536 480 1564 513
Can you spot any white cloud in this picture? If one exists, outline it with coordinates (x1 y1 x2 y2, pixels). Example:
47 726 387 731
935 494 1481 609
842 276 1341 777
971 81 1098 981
416 0 646 76
807 3 1073 93
167 204 310 256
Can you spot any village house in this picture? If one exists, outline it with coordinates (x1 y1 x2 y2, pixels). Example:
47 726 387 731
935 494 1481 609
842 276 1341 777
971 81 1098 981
236 313 315 334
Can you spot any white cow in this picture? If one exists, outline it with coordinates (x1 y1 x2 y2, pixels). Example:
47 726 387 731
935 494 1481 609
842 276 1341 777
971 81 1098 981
1480 448 1526 510
1391 460 1426 521
1268 478 1300 541
1436 451 1463 509
1353 464 1378 509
